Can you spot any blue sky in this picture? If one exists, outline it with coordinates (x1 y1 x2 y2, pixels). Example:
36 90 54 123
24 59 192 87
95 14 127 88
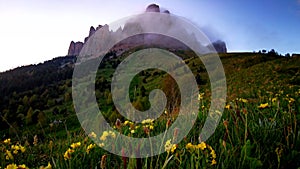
0 0 299 72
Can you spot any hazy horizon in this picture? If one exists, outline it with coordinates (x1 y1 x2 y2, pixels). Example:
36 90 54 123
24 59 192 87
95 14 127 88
1 0 300 72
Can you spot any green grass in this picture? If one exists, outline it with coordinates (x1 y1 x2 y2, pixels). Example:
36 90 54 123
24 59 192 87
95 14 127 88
1 53 300 168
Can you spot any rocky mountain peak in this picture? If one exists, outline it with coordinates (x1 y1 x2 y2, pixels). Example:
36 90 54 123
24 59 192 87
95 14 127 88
67 4 227 56
145 4 160 12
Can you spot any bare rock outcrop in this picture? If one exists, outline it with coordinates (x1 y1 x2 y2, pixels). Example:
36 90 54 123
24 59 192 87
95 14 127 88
67 41 83 56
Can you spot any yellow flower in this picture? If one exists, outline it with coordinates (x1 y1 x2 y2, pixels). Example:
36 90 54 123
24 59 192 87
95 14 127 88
258 103 269 109
109 131 116 138
86 144 96 154
240 98 248 103
131 130 135 134
5 150 13 160
39 162 52 169
198 93 204 100
289 98 295 103
210 149 217 159
17 164 28 169
100 131 109 141
197 142 207 150
164 139 176 153
19 145 26 153
141 119 154 124
100 131 116 141
89 132 97 138
13 150 18 155
5 163 17 169
124 120 133 126
70 142 81 149
272 98 277 103
186 143 194 150
99 143 105 147
225 104 231 109
3 138 11 144
64 148 75 160
12 145 19 150
149 125 154 130
211 159 217 165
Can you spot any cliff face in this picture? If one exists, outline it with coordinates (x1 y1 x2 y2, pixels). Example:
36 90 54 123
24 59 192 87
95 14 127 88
67 4 227 56
212 40 227 53
67 41 83 56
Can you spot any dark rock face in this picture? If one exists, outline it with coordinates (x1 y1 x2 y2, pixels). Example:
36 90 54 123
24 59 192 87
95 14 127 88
146 4 160 12
89 26 96 37
211 40 227 53
67 41 83 56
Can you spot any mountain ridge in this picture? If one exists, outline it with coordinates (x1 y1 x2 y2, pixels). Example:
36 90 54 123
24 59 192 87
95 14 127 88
67 4 227 56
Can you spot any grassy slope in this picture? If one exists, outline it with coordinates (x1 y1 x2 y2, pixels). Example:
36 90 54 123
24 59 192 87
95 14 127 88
0 52 299 168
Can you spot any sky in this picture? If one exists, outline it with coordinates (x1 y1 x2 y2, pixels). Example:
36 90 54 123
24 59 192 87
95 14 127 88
0 0 300 72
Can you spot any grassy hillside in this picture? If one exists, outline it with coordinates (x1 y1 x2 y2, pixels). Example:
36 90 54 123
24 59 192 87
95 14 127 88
0 52 299 168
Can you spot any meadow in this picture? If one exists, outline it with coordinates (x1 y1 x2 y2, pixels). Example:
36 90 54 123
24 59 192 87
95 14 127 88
0 52 299 168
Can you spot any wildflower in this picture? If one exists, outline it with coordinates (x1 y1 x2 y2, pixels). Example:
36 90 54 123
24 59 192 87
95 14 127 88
17 164 28 169
86 143 96 154
186 143 194 150
149 125 154 130
141 119 154 124
210 149 217 159
164 139 176 153
109 131 116 138
39 162 52 169
5 163 17 169
64 148 75 160
124 120 133 126
19 145 25 153
3 138 11 144
211 159 217 165
225 104 231 109
239 98 248 103
11 145 19 154
130 130 135 134
198 93 204 100
272 98 277 103
197 142 207 150
289 98 295 103
100 131 116 140
100 131 109 141
89 132 97 138
99 143 104 147
5 150 13 160
70 142 81 149
258 103 269 109
115 118 121 129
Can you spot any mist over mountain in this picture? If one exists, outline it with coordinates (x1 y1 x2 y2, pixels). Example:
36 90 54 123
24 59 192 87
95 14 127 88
67 4 227 56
